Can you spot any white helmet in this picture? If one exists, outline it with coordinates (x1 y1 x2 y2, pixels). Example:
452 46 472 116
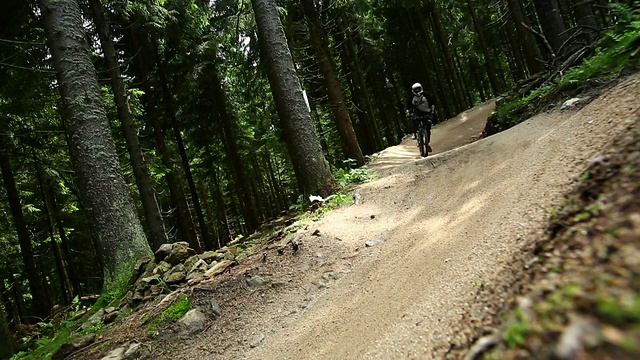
411 83 423 96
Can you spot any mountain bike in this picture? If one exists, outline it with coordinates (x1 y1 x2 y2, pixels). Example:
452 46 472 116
415 114 432 157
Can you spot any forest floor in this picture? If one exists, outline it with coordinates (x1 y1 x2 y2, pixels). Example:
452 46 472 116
81 73 639 360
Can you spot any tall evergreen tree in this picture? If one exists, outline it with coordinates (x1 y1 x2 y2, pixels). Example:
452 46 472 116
251 0 336 197
38 0 151 291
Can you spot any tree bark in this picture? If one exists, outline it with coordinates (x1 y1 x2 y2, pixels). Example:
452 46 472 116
468 4 504 95
507 0 543 74
48 183 82 297
38 0 151 291
129 33 197 248
569 0 599 43
0 136 49 319
0 302 13 359
251 0 335 197
33 154 70 305
424 1 468 110
88 0 168 251
202 63 260 232
532 0 569 53
301 0 364 166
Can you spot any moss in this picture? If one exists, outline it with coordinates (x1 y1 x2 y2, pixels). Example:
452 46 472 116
145 294 191 336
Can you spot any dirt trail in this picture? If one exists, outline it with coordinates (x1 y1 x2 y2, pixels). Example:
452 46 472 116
177 75 639 360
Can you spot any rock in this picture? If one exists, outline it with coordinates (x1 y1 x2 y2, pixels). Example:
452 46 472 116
52 333 96 360
209 298 222 317
103 309 119 324
123 342 145 360
186 259 209 281
82 309 105 330
184 255 200 272
205 260 234 278
149 284 163 296
178 308 207 333
199 251 223 264
152 261 172 276
365 240 384 247
247 276 267 288
560 97 586 110
163 264 187 284
128 257 153 286
140 274 161 285
555 315 600 359
249 334 265 348
154 243 173 262
101 347 126 360
166 243 196 265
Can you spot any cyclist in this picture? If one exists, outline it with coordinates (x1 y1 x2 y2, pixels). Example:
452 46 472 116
406 82 435 153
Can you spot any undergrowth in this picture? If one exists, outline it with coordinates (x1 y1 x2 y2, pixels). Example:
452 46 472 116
489 3 640 133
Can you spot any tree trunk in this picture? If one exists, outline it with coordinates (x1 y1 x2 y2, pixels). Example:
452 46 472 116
532 0 569 53
202 63 260 232
301 0 364 166
38 0 151 291
33 154 70 305
424 1 468 110
0 302 13 359
569 0 599 43
88 0 168 251
5 263 25 324
0 137 49 319
251 0 335 197
49 183 82 297
129 33 197 248
507 0 543 74
468 4 504 95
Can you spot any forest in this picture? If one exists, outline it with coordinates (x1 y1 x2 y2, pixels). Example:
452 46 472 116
0 0 637 358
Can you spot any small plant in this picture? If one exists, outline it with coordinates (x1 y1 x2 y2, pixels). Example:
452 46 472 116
146 294 191 336
502 310 531 348
334 167 370 188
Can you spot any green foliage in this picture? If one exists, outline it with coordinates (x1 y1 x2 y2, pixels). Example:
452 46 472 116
146 294 191 336
334 166 371 188
491 3 640 134
596 293 640 326
502 310 531 349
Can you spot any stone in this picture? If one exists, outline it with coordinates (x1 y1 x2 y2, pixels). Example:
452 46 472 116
205 260 234 278
100 347 126 360
246 276 267 288
154 243 173 262
82 309 105 330
166 243 195 265
163 264 187 284
141 274 161 285
365 240 385 247
209 298 222 317
152 261 172 276
249 334 265 348
198 251 222 264
178 308 207 333
123 343 144 360
52 333 96 360
184 255 201 272
149 284 163 295
186 260 209 281
103 310 119 324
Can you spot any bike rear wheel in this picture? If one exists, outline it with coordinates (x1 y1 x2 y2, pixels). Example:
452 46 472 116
418 128 429 157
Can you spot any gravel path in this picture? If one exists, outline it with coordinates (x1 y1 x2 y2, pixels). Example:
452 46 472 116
175 74 639 360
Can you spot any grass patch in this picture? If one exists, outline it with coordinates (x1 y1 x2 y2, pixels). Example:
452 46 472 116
145 294 191 337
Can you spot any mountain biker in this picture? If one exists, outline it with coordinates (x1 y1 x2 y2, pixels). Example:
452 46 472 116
406 82 435 153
